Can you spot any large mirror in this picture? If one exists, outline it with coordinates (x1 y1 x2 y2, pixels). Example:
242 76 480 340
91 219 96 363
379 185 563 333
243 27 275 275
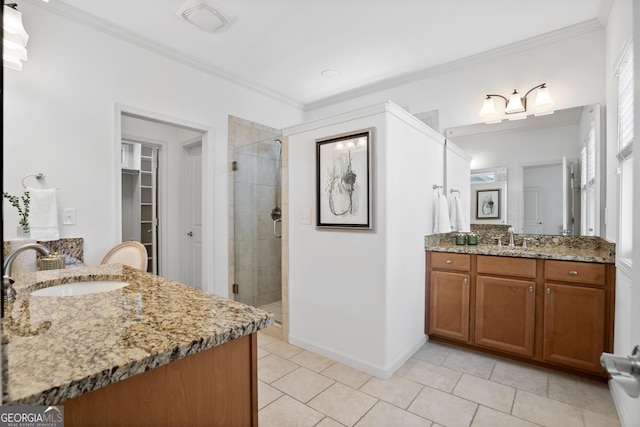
445 104 604 236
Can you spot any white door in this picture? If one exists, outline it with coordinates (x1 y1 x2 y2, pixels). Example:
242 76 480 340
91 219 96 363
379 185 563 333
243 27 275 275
181 142 203 288
523 187 544 234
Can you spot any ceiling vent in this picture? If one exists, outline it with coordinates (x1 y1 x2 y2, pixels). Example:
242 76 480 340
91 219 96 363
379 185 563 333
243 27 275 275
178 0 235 33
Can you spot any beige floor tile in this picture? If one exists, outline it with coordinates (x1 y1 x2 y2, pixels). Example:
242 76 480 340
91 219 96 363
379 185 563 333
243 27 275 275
308 383 378 427
258 347 271 359
408 386 478 427
355 401 432 427
258 353 299 383
272 367 335 403
258 332 278 347
442 349 496 379
263 339 304 359
583 409 621 427
471 406 539 427
412 342 454 365
258 380 284 410
360 376 424 409
316 417 347 427
453 374 515 413
321 362 373 389
394 357 419 377
489 360 549 396
259 395 325 427
512 389 584 427
404 360 462 392
290 349 336 372
548 374 618 418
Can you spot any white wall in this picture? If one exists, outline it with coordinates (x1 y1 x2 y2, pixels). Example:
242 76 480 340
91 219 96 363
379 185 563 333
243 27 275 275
445 142 472 233
3 2 303 295
285 102 442 376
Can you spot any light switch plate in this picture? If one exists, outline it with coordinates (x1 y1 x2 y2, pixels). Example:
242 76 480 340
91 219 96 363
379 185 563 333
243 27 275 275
300 209 311 225
63 208 76 225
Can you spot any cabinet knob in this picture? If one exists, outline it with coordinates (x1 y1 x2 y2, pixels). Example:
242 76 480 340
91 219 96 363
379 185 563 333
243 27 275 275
463 278 468 285
569 270 578 275
546 288 551 295
529 286 534 293
445 260 453 264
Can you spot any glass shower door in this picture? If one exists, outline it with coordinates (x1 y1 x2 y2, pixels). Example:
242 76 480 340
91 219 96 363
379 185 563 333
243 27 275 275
233 137 282 323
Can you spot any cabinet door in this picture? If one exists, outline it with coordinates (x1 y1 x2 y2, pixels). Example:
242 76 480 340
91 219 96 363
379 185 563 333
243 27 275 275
543 283 605 373
475 276 536 356
428 271 470 342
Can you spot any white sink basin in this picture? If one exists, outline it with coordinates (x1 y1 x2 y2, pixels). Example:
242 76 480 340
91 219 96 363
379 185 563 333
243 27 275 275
31 281 130 297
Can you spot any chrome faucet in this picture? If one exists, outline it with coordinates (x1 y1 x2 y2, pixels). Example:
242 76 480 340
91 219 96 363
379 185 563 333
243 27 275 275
3 243 50 303
508 227 515 247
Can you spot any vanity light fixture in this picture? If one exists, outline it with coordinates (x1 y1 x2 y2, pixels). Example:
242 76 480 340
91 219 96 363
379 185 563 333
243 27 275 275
3 3 29 71
479 83 554 124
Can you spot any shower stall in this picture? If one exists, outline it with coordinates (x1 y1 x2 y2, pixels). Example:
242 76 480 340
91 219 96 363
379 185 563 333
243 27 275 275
233 137 283 323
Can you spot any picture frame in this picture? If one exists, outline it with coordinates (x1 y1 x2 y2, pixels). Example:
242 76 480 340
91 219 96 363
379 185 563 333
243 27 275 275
316 129 373 229
476 189 501 219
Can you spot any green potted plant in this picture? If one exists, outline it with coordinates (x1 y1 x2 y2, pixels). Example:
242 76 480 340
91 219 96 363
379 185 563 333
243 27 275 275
3 191 31 235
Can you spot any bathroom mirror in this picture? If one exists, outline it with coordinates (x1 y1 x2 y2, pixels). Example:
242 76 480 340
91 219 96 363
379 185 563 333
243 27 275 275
445 104 604 236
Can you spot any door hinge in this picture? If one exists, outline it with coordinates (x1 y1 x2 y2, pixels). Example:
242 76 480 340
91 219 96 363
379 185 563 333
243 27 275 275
232 283 239 294
232 161 238 171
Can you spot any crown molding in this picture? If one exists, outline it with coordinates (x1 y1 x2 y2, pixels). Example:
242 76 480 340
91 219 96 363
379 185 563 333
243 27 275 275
23 0 305 110
304 19 604 112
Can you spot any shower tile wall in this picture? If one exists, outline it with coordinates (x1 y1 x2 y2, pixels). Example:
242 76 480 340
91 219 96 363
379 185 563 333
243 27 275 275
228 116 283 309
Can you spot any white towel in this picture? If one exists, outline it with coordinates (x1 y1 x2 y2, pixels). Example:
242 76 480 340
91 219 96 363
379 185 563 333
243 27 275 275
433 191 451 233
27 187 60 241
449 194 467 231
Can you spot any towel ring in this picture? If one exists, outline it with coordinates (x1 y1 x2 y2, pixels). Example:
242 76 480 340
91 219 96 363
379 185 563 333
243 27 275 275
21 173 58 189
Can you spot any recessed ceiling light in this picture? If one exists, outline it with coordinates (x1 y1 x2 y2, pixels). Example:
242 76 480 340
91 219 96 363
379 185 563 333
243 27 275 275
321 69 338 78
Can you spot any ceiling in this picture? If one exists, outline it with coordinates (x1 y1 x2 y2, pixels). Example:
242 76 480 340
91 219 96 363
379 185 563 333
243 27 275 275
41 0 609 110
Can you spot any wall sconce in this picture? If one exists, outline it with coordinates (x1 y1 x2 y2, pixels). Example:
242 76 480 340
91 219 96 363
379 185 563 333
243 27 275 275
479 83 554 124
3 3 29 71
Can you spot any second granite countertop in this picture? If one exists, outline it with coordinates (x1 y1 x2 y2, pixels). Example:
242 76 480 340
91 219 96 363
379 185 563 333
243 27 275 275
425 233 615 264
2 265 274 406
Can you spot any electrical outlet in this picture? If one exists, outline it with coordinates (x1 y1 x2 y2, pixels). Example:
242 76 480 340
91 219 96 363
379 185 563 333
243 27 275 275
300 209 311 225
63 208 76 225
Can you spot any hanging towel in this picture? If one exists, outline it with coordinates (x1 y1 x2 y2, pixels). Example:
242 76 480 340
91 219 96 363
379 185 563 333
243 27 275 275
433 191 451 233
27 187 60 241
450 193 467 231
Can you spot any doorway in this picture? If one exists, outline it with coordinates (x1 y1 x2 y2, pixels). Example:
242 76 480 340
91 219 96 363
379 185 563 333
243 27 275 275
118 109 208 287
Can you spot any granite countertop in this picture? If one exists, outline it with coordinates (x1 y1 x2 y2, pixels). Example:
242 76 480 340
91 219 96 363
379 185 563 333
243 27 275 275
2 265 274 406
425 233 616 264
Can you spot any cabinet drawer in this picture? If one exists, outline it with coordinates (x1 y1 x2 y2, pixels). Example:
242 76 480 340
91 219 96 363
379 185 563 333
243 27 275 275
477 255 537 278
544 260 605 286
430 252 470 272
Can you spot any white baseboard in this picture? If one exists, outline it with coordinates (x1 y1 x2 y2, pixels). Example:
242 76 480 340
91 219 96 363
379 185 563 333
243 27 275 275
288 334 427 379
609 379 640 427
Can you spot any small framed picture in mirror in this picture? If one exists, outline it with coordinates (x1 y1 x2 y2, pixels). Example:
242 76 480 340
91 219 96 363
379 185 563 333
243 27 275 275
476 189 500 219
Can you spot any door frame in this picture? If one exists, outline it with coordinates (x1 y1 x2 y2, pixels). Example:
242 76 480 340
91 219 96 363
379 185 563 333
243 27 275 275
113 103 222 296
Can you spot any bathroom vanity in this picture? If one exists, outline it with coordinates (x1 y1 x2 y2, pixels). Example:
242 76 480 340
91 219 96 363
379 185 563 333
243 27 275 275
2 265 273 426
425 234 615 379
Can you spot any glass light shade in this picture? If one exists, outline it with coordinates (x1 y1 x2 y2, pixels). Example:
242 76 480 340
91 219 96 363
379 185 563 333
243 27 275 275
3 5 28 70
334 141 344 150
533 86 554 116
345 140 356 149
479 97 498 118
3 6 29 46
505 91 525 114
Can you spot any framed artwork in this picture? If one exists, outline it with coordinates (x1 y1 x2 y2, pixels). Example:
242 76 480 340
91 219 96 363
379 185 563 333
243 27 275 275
476 189 501 219
316 129 373 229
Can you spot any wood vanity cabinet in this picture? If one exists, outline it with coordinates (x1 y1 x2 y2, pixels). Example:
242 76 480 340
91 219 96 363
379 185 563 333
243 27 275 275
543 260 607 373
475 256 537 357
427 253 471 342
426 252 615 378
